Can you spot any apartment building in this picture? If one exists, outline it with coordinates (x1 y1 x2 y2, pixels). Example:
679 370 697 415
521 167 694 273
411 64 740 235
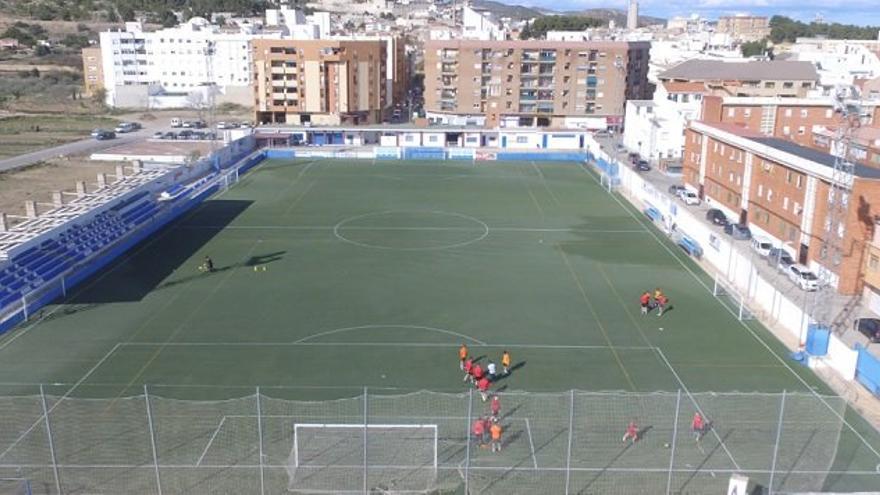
715 15 770 42
811 125 880 169
702 95 880 149
682 120 880 295
97 19 286 108
81 46 103 97
658 60 819 98
252 39 389 125
423 39 651 129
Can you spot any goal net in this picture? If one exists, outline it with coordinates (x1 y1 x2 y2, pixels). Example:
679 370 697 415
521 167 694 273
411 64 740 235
599 171 620 193
288 423 438 494
712 273 755 320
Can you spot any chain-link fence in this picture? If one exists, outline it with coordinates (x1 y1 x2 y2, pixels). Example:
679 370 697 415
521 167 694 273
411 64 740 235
0 387 859 494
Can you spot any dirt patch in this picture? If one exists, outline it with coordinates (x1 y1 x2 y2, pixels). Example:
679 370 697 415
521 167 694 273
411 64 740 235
0 155 117 227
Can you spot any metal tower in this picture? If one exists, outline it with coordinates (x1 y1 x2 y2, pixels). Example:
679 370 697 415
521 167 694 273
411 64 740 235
203 40 218 154
819 85 863 330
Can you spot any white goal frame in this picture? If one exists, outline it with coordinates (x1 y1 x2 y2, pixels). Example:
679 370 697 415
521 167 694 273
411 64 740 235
292 423 439 473
712 273 753 321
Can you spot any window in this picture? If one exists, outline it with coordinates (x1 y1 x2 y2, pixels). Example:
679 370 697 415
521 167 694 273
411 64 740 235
785 108 792 117
783 126 790 135
767 189 773 201
784 82 794 89
825 109 833 118
744 108 751 117
800 109 808 118
796 175 803 189
516 136 529 144
798 126 805 135
783 197 789 210
764 81 775 88
757 184 763 197
727 108 735 117
871 255 880 271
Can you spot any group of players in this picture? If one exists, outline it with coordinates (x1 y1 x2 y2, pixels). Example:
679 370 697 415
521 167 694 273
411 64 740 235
639 288 670 317
622 411 710 449
459 344 511 452
458 343 712 453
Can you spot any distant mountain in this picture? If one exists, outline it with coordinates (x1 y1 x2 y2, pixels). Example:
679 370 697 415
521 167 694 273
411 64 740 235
470 0 543 20
557 8 666 27
470 0 666 26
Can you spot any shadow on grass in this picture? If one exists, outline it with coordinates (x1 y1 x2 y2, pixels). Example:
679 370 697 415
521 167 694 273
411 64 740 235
64 199 253 305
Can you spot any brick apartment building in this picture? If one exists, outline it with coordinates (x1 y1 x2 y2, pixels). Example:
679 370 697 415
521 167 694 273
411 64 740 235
715 15 771 41
423 39 651 129
81 46 103 97
682 120 880 295
811 125 880 170
701 95 880 150
252 39 392 125
658 60 819 98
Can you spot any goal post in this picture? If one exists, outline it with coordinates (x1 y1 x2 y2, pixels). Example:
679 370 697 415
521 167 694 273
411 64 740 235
289 423 439 493
599 171 618 193
712 273 754 321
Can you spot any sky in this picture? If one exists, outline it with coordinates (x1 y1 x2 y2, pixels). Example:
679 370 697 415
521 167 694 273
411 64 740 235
510 0 880 27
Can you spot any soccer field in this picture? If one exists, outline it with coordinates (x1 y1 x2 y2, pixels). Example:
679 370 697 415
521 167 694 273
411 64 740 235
1 158 879 494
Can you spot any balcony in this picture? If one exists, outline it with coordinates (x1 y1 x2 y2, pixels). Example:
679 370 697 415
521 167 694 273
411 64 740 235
441 63 458 74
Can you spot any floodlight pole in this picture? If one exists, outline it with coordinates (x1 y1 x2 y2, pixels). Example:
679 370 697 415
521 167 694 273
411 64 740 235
144 384 163 495
665 389 681 495
565 389 574 495
256 386 265 495
363 386 368 495
464 388 473 494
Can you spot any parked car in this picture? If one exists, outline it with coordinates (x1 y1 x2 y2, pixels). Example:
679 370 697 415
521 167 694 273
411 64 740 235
170 118 182 127
854 318 880 343
628 152 640 163
191 120 207 129
669 185 686 196
162 131 177 140
634 160 651 172
615 143 626 153
216 121 229 129
724 223 752 240
767 248 795 271
750 238 773 257
787 264 819 291
90 128 105 138
152 131 164 139
178 130 194 139
679 189 700 205
705 208 729 226
115 122 140 133
94 130 115 140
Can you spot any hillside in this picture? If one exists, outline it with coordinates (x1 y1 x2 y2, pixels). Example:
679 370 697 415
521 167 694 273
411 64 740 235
469 1 665 26
470 0 543 21
555 8 665 27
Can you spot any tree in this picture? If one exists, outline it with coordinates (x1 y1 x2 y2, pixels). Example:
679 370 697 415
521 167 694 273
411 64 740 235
741 39 772 58
520 15 604 40
34 45 51 57
160 10 179 27
770 15 880 43
91 87 107 107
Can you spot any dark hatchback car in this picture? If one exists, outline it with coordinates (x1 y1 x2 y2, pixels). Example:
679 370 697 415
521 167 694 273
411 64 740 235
706 208 729 226
724 223 752 240
634 160 651 172
855 318 880 343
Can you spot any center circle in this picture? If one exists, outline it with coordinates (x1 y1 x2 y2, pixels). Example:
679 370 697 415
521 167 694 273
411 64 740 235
334 210 489 250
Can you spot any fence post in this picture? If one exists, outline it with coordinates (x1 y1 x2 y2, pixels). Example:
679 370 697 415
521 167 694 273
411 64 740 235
665 389 682 495
256 387 265 495
463 388 473 494
565 389 574 495
768 390 787 495
39 385 62 495
143 385 163 495
363 386 368 495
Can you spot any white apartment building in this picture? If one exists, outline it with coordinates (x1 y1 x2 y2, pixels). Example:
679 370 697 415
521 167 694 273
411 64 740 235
623 81 703 161
97 6 326 109
790 37 880 88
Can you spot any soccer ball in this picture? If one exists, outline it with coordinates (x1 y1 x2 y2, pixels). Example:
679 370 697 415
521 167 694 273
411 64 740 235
663 442 670 449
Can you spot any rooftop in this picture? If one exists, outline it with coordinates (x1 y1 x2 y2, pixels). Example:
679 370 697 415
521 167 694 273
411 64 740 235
659 60 819 82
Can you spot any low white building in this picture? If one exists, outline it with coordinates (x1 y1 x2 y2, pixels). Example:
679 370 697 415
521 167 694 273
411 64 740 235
790 37 880 88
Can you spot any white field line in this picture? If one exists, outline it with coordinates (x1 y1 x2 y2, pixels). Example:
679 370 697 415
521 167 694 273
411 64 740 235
525 417 539 469
0 342 122 462
196 416 226 467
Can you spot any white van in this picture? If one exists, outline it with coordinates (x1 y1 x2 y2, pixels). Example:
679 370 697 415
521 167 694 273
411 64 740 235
170 118 182 128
